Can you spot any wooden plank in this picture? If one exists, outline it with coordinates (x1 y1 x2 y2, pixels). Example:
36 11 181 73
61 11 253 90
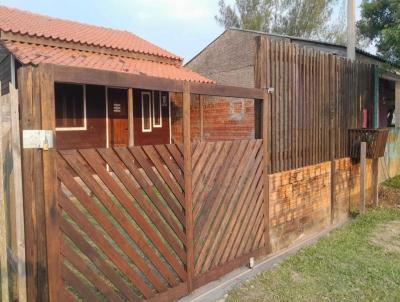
330 57 337 223
58 178 157 298
78 149 187 281
0 93 10 302
98 148 186 262
51 64 264 99
19 66 48 302
61 265 101 302
58 153 179 289
61 243 124 302
128 88 134 147
59 214 139 301
262 89 271 254
183 82 194 292
38 64 61 302
114 147 186 242
9 84 27 302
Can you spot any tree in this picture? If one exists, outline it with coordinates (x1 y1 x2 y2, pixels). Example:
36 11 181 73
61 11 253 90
358 0 400 65
215 0 344 42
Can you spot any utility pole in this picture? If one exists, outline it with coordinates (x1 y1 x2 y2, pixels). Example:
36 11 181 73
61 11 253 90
347 0 356 60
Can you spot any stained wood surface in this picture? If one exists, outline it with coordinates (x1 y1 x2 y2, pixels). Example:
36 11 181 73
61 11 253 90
255 37 375 174
192 139 265 276
57 144 187 301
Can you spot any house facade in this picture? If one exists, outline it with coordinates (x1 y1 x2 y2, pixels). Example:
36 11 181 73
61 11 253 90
0 6 258 150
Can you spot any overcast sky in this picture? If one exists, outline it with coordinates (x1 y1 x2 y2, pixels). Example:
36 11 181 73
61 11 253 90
1 0 364 62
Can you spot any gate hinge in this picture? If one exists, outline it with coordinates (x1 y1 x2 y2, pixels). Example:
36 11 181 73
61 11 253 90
23 130 54 150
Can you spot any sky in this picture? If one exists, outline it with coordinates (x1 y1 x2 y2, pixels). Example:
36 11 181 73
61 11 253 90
0 0 364 63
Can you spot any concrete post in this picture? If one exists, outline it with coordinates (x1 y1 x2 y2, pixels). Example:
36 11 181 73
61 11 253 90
347 0 356 61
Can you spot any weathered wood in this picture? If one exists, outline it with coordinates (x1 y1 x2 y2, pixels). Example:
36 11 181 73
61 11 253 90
19 66 49 302
38 65 60 302
10 84 27 302
183 82 194 292
51 64 264 99
0 92 10 302
360 142 367 213
262 89 271 253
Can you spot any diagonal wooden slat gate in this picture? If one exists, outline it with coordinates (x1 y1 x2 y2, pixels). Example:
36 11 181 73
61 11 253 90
56 145 187 301
191 140 266 287
53 140 267 301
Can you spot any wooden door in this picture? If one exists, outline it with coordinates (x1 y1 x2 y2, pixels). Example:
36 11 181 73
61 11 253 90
134 90 170 146
108 88 129 147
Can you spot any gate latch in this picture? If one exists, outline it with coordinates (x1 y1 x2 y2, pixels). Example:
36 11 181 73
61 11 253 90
23 130 54 150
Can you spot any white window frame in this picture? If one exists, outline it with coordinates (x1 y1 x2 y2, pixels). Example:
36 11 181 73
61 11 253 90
152 91 163 128
56 84 87 131
141 91 152 133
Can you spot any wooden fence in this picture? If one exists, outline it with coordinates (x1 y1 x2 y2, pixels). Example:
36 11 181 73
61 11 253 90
54 140 266 301
0 86 26 302
15 55 378 301
255 37 375 173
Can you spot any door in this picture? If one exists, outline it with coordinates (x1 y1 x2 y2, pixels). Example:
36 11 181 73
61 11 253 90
108 88 129 147
134 90 171 146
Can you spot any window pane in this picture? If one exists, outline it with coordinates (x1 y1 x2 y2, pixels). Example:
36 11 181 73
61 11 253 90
153 92 162 127
142 92 152 132
55 83 84 128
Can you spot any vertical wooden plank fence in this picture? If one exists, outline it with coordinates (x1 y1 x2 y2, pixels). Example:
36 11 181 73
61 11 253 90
255 36 375 174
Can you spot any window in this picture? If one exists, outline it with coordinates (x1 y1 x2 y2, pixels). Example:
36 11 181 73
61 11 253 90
141 91 152 132
55 83 86 130
153 91 162 128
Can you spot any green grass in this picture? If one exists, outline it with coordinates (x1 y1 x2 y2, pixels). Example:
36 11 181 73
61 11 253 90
382 175 400 189
226 208 400 302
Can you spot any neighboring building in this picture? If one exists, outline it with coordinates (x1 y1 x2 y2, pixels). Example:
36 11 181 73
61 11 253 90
186 28 400 129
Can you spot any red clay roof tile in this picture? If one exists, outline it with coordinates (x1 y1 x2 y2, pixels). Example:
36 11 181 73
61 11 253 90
0 5 181 61
4 41 213 83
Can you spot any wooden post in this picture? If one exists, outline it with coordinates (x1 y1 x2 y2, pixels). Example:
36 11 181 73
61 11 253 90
128 88 134 147
183 82 194 292
19 65 60 302
0 92 10 302
372 158 379 206
262 90 271 254
10 84 27 302
360 142 367 213
38 65 60 302
330 56 336 223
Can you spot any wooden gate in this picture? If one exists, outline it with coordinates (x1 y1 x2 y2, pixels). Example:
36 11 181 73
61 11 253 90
191 139 266 287
56 145 187 301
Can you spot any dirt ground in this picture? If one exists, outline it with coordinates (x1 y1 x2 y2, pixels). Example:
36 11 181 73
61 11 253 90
379 185 400 209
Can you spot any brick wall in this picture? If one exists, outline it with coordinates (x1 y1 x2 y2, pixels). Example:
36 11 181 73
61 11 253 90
269 162 331 252
170 92 255 144
269 158 374 253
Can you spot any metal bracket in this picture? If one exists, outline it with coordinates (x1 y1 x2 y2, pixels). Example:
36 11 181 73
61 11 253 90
267 87 275 94
23 130 54 150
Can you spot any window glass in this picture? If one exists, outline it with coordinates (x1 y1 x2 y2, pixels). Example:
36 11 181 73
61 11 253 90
142 92 152 132
55 83 85 129
153 92 162 127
